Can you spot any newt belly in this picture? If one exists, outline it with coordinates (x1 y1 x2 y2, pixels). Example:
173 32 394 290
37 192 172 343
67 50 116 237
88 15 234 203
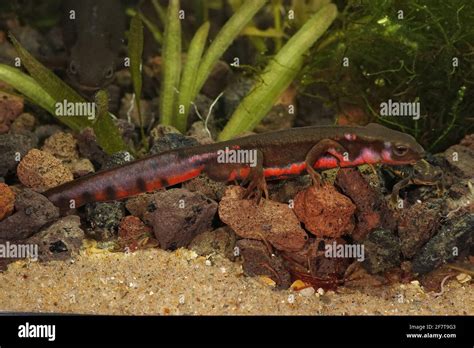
44 123 425 211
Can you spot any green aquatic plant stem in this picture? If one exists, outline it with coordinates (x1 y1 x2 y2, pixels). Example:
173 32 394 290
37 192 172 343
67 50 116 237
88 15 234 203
175 21 210 133
218 3 338 141
160 0 182 126
194 0 267 97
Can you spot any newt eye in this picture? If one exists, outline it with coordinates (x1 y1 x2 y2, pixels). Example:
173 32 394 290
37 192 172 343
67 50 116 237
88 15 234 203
105 66 114 79
393 144 408 157
69 61 78 75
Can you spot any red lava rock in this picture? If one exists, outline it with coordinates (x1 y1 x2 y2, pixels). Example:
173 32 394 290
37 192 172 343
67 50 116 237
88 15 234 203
398 201 441 258
118 216 155 251
0 188 59 240
218 186 308 252
293 184 356 238
335 168 396 241
236 239 291 289
0 183 15 221
144 189 218 250
0 91 24 134
17 149 74 192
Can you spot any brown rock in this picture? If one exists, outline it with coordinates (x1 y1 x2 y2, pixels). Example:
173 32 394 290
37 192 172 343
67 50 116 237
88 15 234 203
65 158 95 178
26 215 85 262
183 173 227 201
189 226 237 260
17 149 74 192
0 188 59 240
118 216 155 251
0 91 24 134
0 183 15 221
236 239 291 289
294 184 355 238
125 193 155 220
10 112 35 133
218 186 307 252
398 201 441 258
335 168 396 241
42 132 79 161
444 144 474 178
144 189 218 250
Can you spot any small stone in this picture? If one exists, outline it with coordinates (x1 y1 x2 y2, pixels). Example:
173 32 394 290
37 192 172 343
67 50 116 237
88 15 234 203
219 186 308 252
17 149 73 192
85 201 126 241
0 132 37 177
362 229 401 274
299 287 315 297
0 91 24 134
41 132 79 161
149 133 199 155
125 193 155 219
144 189 218 250
186 121 214 144
293 184 356 238
456 273 471 284
118 215 155 251
236 239 291 289
33 124 63 144
75 128 108 169
26 215 85 262
317 288 325 296
0 183 15 221
65 158 95 178
101 151 135 170
149 124 181 142
189 226 237 260
183 173 227 201
10 112 35 133
0 188 59 240
290 280 308 291
412 213 474 275
335 168 396 240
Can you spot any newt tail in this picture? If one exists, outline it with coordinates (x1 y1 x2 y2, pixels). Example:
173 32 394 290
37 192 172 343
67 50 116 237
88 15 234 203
44 123 425 211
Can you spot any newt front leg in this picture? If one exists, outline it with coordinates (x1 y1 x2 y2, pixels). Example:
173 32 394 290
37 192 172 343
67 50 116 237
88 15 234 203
305 139 348 187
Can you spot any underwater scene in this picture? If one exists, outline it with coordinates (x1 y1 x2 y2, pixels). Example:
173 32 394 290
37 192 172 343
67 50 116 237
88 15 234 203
0 0 472 338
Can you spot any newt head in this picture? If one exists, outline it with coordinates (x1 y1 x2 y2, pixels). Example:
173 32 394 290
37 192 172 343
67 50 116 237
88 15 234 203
334 123 425 166
67 42 117 92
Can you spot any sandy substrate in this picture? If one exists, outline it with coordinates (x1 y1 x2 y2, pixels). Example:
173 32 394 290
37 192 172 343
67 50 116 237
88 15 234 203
0 248 471 315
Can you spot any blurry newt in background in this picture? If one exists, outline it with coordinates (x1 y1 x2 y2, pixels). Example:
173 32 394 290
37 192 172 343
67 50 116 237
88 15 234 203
44 123 425 212
61 0 125 92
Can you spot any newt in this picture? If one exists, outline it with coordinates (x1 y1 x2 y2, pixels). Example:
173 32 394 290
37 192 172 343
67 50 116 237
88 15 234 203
44 123 425 211
61 0 125 92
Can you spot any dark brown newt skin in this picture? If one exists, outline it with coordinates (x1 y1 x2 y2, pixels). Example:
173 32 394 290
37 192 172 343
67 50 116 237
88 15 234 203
44 123 425 211
62 0 125 91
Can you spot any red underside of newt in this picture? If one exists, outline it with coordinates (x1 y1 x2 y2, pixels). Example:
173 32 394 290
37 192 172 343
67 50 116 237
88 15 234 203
44 123 425 211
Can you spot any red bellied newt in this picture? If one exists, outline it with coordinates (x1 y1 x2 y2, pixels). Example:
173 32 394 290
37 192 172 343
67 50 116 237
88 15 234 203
44 123 425 211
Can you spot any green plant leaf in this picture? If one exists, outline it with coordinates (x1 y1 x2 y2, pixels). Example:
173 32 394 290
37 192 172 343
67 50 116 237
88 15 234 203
160 0 182 126
94 90 128 154
194 0 267 97
0 64 56 116
218 3 337 140
128 9 162 44
175 21 210 133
